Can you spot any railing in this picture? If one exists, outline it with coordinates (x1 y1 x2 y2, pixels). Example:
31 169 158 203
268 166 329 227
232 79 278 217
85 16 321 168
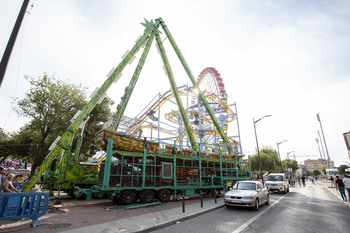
0 192 50 227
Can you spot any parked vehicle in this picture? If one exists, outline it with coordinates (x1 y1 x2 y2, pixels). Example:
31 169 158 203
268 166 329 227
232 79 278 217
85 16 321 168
265 173 289 194
224 180 269 211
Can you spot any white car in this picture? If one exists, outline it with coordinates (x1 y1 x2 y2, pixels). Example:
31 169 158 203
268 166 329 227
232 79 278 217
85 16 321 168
265 173 290 194
224 180 269 211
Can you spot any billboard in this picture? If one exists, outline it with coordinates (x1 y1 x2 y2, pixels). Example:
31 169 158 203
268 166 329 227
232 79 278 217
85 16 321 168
343 131 350 158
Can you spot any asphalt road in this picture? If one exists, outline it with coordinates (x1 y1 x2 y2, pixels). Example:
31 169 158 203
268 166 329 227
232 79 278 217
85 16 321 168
151 182 350 233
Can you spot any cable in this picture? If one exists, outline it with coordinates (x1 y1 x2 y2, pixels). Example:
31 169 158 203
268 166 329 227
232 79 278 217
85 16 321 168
2 1 34 130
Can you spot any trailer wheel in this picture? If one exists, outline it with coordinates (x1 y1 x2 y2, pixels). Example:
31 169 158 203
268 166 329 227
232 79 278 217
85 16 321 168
139 190 154 203
120 190 136 205
158 189 171 203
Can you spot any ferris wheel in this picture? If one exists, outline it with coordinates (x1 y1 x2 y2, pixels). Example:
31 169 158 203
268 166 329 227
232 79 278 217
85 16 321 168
184 67 232 148
197 67 227 99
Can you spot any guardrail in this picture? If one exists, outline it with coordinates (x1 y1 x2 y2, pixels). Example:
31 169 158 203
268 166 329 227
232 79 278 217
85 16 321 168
0 192 50 227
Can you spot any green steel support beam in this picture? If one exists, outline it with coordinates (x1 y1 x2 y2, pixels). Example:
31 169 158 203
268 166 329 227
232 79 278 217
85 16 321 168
22 19 160 192
103 139 113 189
142 139 147 188
154 30 197 150
198 144 202 187
112 32 157 130
157 18 230 147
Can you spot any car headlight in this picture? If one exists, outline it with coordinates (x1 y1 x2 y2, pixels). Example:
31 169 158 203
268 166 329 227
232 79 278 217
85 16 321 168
225 194 230 198
242 196 254 199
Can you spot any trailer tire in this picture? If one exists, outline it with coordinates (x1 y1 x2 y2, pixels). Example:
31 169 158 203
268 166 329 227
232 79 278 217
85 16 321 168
139 190 154 203
158 189 171 203
120 190 137 205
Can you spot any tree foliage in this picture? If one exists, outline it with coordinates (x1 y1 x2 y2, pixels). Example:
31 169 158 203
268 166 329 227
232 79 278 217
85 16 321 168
313 169 321 176
250 146 281 173
281 159 298 173
8 74 112 175
338 165 349 175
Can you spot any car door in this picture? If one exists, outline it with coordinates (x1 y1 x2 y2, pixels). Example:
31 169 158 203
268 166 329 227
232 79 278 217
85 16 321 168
257 182 266 202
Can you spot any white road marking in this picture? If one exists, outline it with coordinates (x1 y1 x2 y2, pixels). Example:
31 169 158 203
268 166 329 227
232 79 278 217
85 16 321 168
231 194 286 233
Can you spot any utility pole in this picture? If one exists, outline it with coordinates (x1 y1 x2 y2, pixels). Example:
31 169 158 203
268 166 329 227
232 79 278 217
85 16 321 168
0 0 30 87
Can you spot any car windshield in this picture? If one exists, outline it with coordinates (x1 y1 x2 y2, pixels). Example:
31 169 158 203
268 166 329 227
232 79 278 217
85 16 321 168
234 182 256 190
267 175 283 181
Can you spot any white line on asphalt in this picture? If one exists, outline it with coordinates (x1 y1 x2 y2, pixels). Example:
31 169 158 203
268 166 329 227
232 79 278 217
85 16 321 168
231 195 286 233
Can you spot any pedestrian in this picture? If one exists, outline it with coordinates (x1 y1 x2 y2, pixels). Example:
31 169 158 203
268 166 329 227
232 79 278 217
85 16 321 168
330 176 334 187
0 167 5 188
342 175 350 201
335 175 347 201
298 176 301 186
2 174 20 193
301 176 306 187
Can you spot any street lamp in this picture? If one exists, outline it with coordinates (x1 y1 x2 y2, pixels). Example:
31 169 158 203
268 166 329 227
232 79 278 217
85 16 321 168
253 114 271 185
315 138 325 168
286 151 295 177
317 113 331 168
277 140 288 172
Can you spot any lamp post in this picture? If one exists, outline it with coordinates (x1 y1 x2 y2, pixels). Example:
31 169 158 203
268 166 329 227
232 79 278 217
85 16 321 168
317 113 331 168
315 138 325 168
277 140 288 173
253 114 271 185
286 151 295 177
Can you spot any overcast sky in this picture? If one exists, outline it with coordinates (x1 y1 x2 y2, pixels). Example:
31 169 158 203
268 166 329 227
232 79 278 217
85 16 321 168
1 0 349 167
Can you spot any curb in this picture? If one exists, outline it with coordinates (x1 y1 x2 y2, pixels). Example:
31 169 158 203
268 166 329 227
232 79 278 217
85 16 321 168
135 203 225 233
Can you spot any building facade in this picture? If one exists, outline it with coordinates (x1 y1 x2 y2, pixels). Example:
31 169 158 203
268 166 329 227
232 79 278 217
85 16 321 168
304 159 334 170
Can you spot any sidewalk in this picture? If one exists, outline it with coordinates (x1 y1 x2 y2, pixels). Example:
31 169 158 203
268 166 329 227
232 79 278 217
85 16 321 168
324 181 350 204
0 193 225 233
62 197 225 233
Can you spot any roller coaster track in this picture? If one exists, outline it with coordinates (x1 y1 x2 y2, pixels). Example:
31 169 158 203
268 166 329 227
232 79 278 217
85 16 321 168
175 128 240 149
127 90 236 135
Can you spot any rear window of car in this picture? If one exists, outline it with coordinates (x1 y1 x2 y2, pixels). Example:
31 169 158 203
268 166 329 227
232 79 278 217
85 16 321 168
234 182 256 190
267 175 283 181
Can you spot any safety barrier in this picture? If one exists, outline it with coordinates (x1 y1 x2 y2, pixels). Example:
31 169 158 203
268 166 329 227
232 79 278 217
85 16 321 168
0 192 50 227
12 182 26 191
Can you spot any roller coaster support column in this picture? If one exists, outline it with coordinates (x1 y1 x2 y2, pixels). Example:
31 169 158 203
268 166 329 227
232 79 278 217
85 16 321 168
155 30 197 151
22 19 160 192
158 18 230 147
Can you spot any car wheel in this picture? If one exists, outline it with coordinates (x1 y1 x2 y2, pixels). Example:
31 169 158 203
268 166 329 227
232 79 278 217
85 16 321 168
283 188 287 194
225 204 231 208
265 195 270 205
253 199 259 211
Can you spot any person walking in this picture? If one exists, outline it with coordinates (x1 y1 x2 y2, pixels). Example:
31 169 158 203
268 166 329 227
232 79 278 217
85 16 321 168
0 167 5 189
330 176 334 187
335 175 347 201
343 175 350 201
301 176 306 187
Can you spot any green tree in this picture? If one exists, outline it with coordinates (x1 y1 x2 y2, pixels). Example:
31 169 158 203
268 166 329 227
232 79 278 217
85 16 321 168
281 159 298 173
250 146 280 173
13 74 112 175
313 169 321 176
0 127 32 164
338 165 349 175
308 169 314 176
320 166 326 175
